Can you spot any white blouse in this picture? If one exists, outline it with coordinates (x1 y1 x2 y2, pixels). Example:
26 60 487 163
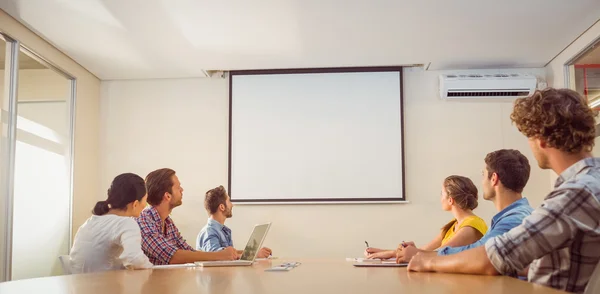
69 214 153 273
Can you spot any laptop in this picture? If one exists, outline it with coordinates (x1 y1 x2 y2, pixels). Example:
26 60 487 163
195 222 271 267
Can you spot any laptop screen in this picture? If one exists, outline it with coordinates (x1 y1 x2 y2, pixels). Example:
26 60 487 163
240 223 270 261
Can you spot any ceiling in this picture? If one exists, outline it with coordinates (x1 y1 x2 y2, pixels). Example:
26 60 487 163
0 39 47 69
1 0 600 80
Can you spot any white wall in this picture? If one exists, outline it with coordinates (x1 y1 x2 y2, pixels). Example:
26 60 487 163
100 67 550 258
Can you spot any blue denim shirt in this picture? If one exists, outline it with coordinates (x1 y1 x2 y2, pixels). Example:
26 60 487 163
196 218 233 252
437 198 533 256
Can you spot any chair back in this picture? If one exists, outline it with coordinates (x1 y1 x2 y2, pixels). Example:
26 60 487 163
584 261 600 294
58 255 72 275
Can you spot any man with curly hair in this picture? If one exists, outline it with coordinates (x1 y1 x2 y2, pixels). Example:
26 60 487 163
407 88 600 293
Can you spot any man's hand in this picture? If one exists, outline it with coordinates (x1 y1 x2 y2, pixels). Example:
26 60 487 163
257 247 272 258
218 246 238 260
367 250 395 260
402 241 416 247
396 245 419 263
407 252 435 272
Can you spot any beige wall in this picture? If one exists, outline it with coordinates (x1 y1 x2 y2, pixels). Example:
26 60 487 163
0 9 101 243
16 69 70 101
100 67 551 258
0 69 70 101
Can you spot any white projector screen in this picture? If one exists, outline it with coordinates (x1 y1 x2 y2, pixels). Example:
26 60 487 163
229 68 405 203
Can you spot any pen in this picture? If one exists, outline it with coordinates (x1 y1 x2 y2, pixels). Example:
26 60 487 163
365 241 369 248
401 241 407 248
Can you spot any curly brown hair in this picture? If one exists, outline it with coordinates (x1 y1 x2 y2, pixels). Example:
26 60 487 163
510 88 598 153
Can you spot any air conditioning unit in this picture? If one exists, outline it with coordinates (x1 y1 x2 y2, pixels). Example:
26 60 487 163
439 73 537 99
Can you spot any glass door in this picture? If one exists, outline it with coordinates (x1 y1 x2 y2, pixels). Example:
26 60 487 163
10 46 74 280
0 33 17 282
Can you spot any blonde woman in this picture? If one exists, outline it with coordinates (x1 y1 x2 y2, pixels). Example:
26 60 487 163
365 175 487 260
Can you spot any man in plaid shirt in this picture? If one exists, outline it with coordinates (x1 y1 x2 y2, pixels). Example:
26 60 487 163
407 88 600 293
137 168 237 265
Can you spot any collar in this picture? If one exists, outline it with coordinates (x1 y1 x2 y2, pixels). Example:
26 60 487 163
146 206 171 225
555 157 600 188
207 218 229 232
491 197 530 225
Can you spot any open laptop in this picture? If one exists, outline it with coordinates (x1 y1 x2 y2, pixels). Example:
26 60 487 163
195 222 271 267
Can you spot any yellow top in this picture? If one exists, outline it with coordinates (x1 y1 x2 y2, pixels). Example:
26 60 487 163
441 215 488 246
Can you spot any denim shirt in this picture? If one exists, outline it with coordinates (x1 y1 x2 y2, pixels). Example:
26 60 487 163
196 218 233 252
437 198 533 256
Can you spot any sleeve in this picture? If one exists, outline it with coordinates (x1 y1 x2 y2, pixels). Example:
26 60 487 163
137 218 179 265
438 213 525 256
460 217 488 236
118 219 154 269
438 236 488 256
484 189 584 275
197 229 226 252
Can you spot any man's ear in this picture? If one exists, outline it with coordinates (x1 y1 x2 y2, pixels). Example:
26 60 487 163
491 172 499 186
537 138 547 149
218 203 225 212
163 192 171 203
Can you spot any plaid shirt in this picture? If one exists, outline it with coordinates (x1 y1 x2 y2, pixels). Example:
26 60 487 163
485 157 600 293
136 206 195 265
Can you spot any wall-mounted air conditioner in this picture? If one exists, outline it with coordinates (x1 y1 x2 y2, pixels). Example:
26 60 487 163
439 73 537 99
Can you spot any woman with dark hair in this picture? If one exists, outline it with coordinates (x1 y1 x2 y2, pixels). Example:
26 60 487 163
364 175 487 260
69 173 153 273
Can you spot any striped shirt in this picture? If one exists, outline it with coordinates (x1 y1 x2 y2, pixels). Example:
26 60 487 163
136 206 195 265
485 157 600 293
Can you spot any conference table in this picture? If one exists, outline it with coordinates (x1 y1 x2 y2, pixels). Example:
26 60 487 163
0 259 568 294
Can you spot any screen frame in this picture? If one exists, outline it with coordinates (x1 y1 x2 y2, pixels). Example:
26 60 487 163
228 67 405 203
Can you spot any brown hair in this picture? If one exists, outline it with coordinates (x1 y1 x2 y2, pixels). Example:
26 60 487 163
485 149 530 193
510 88 597 153
440 175 479 234
145 168 176 206
205 185 229 214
